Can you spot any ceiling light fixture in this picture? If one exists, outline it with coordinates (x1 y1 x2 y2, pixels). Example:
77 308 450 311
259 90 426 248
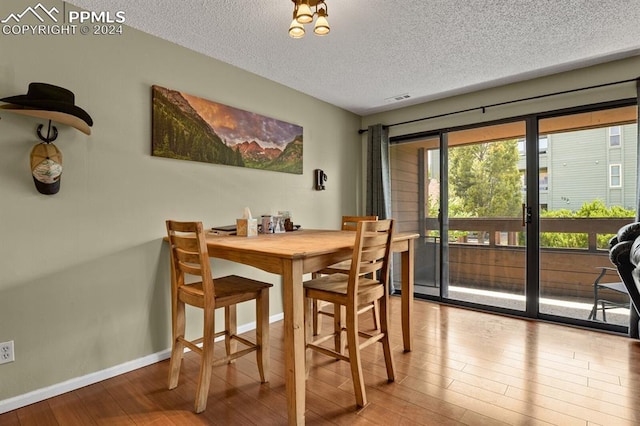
289 0 330 39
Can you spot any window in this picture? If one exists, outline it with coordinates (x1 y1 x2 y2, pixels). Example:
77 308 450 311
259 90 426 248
539 168 548 190
539 136 548 153
610 164 622 187
525 169 549 191
609 126 621 147
517 136 548 154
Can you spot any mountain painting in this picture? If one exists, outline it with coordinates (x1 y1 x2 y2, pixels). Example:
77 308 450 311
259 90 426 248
151 85 303 174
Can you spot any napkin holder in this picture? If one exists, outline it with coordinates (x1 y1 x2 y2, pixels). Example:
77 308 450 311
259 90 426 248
237 218 258 237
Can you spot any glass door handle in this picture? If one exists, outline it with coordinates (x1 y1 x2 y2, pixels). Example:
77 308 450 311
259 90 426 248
522 203 532 226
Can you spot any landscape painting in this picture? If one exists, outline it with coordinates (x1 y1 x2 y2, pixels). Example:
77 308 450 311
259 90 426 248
151 85 303 174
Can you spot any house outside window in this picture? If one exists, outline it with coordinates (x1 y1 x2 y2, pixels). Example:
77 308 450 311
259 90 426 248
539 168 548 190
610 163 622 187
538 136 548 153
609 126 621 147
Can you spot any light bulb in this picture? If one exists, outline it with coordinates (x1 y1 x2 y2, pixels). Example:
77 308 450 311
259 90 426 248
295 2 313 24
289 19 305 38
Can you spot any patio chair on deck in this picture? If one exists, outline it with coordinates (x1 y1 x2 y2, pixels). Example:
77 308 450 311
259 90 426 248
587 266 629 322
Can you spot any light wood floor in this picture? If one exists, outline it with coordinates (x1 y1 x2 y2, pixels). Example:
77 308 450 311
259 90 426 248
3 297 640 425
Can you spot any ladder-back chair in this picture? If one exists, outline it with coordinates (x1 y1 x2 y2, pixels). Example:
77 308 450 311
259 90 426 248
304 219 395 408
166 220 272 413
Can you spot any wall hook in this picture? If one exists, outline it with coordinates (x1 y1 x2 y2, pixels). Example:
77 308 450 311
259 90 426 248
37 120 58 143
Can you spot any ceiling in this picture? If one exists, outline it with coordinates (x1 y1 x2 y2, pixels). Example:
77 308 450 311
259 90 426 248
68 0 640 116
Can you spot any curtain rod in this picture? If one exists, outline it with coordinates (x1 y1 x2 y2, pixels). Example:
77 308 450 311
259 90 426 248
358 77 640 134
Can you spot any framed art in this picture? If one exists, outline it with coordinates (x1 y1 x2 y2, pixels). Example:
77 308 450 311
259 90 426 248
152 85 303 174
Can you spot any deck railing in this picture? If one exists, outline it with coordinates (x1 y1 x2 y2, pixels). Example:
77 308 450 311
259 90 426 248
411 217 633 302
425 217 631 250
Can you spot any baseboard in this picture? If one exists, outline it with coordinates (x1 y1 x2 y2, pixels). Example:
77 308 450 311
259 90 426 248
0 312 284 414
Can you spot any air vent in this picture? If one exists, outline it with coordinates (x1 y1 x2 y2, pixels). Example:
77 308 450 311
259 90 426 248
384 93 411 103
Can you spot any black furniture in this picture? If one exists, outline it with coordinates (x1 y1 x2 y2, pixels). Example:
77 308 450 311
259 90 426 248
608 222 640 338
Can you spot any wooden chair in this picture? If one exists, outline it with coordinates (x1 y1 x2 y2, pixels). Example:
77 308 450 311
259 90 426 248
312 215 379 336
304 219 395 408
166 220 272 413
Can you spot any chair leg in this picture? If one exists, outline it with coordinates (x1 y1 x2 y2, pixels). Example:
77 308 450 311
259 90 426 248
304 296 314 378
225 305 237 362
168 299 185 390
630 306 640 339
311 272 326 336
379 295 395 382
256 288 270 383
589 281 599 320
345 305 367 408
371 301 380 330
194 307 215 413
333 304 346 355
312 299 322 336
601 301 607 323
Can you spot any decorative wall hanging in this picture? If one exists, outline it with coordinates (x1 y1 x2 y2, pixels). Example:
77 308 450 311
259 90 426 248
151 85 303 174
0 82 93 195
29 142 63 195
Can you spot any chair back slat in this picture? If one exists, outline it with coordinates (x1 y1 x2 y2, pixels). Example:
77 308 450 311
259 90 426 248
175 249 202 265
172 234 201 251
341 215 378 231
169 221 200 233
348 219 394 298
178 262 204 277
166 220 214 296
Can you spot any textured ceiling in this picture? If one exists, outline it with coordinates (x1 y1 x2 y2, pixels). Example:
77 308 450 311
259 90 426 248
68 0 640 116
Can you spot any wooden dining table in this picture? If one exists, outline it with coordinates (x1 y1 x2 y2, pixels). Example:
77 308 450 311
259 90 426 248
195 228 418 425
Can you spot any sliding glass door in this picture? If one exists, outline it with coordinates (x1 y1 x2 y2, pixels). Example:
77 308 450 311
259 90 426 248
537 105 638 326
390 120 530 310
445 121 528 311
390 136 441 297
390 101 638 332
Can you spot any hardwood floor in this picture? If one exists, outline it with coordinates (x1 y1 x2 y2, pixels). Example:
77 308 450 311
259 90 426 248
3 297 640 425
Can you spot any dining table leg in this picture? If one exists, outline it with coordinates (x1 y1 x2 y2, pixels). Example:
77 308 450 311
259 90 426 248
401 238 415 352
282 258 306 425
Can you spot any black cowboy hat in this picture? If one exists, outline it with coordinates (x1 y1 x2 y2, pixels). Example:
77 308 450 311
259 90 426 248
0 82 93 135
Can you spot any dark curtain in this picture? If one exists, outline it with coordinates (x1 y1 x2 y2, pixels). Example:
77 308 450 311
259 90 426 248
366 123 395 291
366 124 391 219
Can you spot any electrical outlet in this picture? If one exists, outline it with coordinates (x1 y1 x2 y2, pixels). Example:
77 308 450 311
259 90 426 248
0 341 15 364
